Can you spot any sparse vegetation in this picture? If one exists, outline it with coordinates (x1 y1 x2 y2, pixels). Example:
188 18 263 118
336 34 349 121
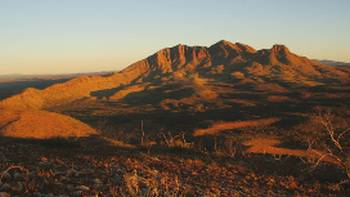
301 109 350 180
159 132 193 149
119 169 185 196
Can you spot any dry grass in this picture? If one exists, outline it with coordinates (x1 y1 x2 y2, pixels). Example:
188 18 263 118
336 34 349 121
118 169 185 196
160 132 193 149
193 118 280 137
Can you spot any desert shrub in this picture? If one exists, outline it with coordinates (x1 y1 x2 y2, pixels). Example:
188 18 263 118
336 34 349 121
212 134 241 158
295 108 350 180
196 133 243 158
118 169 186 197
159 132 193 149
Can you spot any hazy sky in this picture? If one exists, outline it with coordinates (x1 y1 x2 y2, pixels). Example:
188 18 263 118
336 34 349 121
0 0 349 74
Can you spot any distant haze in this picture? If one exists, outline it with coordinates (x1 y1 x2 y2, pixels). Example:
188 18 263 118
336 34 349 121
0 0 349 74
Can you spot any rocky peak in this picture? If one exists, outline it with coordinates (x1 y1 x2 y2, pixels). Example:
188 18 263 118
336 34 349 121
146 44 209 73
253 44 309 66
235 42 257 53
209 40 255 65
271 44 290 54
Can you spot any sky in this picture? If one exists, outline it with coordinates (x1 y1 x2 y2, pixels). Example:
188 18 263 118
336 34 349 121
0 0 349 74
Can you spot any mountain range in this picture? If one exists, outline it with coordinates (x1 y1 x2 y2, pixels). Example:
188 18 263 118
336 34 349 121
0 40 349 111
0 40 349 138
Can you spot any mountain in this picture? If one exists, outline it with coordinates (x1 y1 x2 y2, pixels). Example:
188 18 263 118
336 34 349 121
0 71 113 83
0 40 348 112
0 71 115 100
318 60 350 67
0 40 350 139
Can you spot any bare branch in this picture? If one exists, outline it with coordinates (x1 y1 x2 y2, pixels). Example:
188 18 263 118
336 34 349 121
337 128 350 142
313 152 333 168
319 113 343 151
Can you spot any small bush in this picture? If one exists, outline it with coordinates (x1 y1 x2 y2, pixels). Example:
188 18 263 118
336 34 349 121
118 169 186 197
296 108 350 180
159 132 193 149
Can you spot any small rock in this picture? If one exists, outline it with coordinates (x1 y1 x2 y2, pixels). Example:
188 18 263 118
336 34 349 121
40 157 49 162
93 178 102 185
75 185 90 192
55 159 65 166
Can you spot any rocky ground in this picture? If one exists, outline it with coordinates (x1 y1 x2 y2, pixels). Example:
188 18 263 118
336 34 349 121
0 137 349 197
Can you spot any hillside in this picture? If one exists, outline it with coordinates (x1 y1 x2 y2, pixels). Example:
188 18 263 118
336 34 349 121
0 110 96 139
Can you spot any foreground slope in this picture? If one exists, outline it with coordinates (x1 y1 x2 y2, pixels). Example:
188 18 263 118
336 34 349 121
0 110 96 139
